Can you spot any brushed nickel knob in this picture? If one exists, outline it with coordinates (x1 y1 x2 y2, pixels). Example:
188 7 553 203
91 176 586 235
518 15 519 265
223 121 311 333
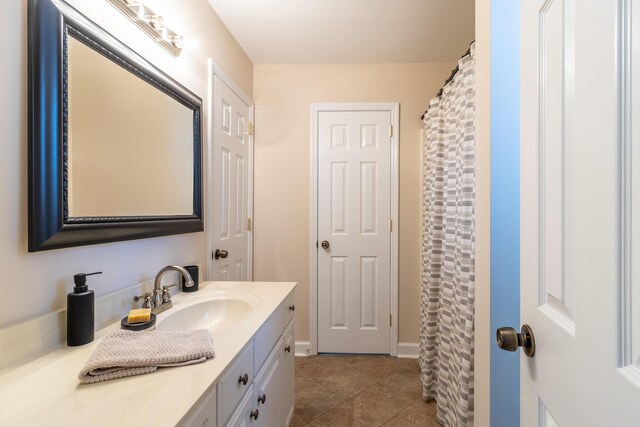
321 240 330 249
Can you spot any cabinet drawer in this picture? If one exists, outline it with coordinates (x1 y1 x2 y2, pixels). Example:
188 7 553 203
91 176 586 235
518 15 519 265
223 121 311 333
225 384 255 427
253 309 283 373
219 341 254 425
178 385 217 427
282 291 295 329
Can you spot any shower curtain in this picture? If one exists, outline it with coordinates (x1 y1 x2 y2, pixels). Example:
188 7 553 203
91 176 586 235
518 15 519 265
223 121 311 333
420 42 476 427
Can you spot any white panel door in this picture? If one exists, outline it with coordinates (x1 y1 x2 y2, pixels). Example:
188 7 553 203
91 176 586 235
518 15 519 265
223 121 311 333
317 110 391 353
211 75 250 281
520 0 640 424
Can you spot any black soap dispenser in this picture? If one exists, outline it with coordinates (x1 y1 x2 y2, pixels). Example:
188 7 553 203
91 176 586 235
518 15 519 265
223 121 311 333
67 271 101 347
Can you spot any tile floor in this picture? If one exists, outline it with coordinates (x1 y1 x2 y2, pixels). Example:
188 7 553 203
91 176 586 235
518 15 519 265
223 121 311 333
291 354 440 427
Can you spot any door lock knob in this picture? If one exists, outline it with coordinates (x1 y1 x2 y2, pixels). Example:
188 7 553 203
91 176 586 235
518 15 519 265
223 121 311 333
214 249 228 260
496 324 536 357
321 240 330 249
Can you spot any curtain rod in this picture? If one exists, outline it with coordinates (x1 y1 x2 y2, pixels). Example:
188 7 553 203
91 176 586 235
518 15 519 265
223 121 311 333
420 42 474 121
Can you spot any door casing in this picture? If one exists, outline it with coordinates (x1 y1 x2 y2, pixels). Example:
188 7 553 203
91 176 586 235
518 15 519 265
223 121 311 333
309 103 399 356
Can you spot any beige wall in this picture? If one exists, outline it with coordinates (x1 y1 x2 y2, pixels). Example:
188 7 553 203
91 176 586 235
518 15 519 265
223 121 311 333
253 63 456 344
0 0 252 328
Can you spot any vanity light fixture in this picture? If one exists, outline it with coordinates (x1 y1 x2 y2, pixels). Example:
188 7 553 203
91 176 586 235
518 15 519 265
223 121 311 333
106 0 183 57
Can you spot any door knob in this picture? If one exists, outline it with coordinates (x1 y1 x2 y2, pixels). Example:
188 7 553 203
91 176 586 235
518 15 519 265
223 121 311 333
214 249 228 260
321 240 330 249
496 324 536 357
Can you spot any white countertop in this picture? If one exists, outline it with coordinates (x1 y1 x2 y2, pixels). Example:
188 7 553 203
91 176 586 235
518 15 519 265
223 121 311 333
0 281 296 426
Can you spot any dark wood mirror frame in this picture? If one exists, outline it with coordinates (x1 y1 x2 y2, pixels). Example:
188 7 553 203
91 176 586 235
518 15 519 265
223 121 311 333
28 0 203 252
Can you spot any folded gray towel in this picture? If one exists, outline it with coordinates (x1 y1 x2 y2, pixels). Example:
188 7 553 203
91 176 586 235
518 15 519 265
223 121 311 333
78 329 215 384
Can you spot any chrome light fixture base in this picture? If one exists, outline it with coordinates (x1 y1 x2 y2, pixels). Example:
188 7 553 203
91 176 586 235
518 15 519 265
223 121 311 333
106 0 183 57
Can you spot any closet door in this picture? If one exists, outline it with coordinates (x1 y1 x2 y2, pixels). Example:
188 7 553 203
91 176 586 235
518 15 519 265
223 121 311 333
317 109 392 354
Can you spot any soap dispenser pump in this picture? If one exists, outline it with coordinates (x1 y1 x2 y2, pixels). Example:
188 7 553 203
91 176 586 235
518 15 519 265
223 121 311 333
67 271 101 347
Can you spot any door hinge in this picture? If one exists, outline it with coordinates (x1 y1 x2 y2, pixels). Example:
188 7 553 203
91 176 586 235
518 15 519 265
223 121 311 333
389 314 392 327
211 251 214 260
246 122 254 136
247 218 252 231
389 219 393 232
389 125 393 138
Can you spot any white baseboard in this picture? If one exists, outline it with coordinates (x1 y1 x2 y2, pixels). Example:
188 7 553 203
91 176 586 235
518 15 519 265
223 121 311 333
293 341 419 358
397 342 420 359
295 341 311 357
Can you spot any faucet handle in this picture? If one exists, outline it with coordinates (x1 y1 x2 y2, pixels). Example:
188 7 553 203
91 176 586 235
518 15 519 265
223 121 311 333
162 283 180 303
134 292 153 309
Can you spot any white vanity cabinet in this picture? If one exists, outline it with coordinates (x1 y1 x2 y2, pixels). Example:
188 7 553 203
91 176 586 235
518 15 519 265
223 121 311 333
0 282 297 427
225 301 295 427
179 291 295 427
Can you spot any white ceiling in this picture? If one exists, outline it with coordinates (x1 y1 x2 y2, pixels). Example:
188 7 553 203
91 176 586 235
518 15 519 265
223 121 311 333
206 0 475 64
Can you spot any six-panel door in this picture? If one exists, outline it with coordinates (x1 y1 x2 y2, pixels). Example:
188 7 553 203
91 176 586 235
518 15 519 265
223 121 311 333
317 110 392 354
212 75 250 281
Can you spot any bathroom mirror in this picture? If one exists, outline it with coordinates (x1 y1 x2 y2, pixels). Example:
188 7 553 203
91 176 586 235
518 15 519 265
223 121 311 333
28 0 203 252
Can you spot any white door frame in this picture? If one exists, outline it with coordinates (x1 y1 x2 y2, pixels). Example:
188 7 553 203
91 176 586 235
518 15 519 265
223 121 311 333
309 102 400 356
206 60 254 281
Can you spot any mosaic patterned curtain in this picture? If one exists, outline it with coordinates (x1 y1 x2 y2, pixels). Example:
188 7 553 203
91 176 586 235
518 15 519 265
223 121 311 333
420 42 476 427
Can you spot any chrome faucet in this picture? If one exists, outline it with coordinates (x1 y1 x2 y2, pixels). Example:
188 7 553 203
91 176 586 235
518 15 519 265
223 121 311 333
150 265 194 314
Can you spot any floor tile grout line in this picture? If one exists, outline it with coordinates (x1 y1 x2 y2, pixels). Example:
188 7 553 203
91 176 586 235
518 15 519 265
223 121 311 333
306 381 369 424
304 388 348 424
376 396 419 425
314 371 416 425
294 355 428 426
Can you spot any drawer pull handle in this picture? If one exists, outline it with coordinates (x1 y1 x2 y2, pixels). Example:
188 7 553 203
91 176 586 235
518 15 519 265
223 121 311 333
284 345 291 353
289 305 295 312
258 394 266 404
250 409 260 420
238 373 249 385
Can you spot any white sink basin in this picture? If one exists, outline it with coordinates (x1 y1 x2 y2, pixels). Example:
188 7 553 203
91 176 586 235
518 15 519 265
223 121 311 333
155 292 262 332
